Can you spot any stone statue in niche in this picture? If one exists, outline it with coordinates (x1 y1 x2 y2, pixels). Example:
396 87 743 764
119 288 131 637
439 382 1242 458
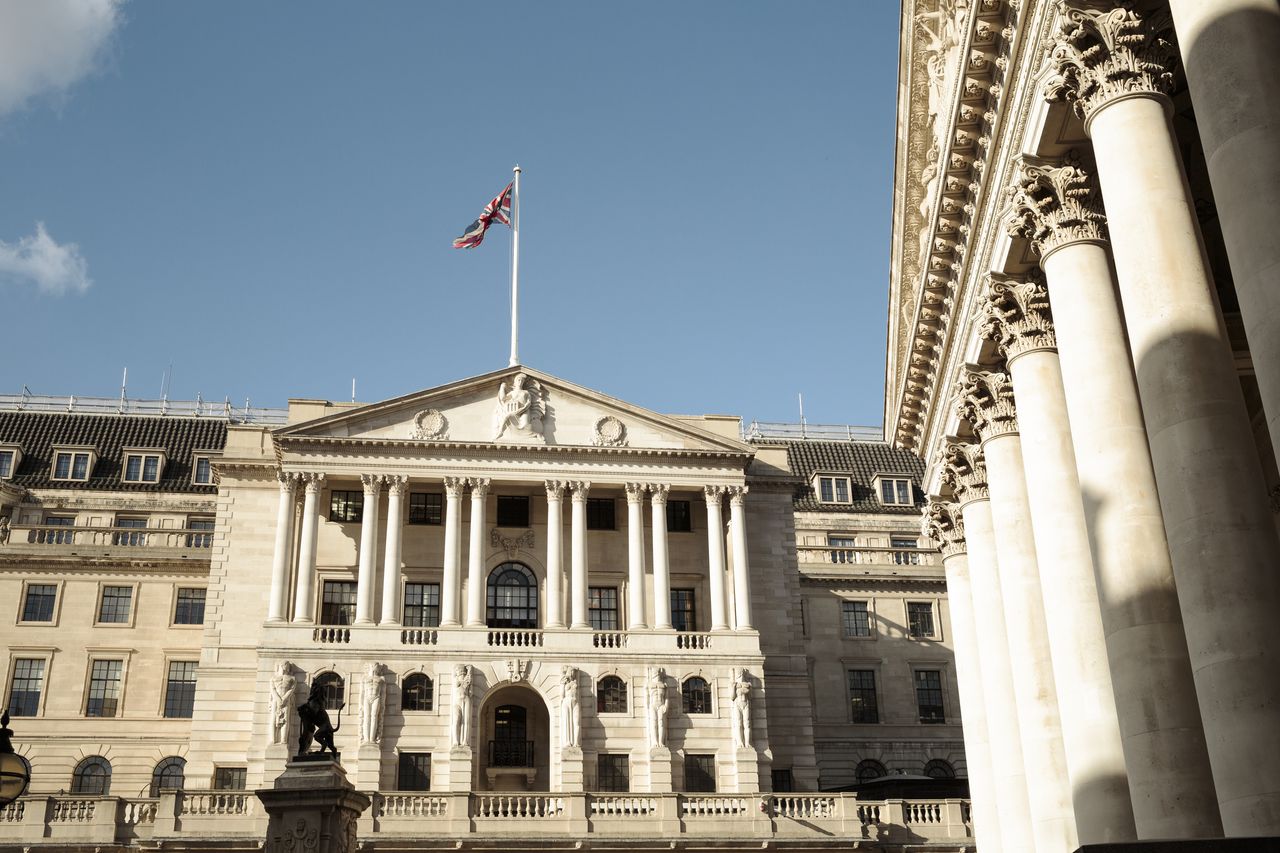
269 661 298 745
493 373 546 441
732 668 753 750
359 662 386 744
646 668 669 749
452 664 473 747
560 666 580 748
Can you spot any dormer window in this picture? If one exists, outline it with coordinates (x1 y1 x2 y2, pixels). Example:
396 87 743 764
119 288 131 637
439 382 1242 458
0 443 20 479
191 453 217 486
874 475 914 506
122 449 167 484
815 475 852 505
51 446 96 482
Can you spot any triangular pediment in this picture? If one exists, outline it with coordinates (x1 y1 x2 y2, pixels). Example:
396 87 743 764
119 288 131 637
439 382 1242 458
274 365 751 456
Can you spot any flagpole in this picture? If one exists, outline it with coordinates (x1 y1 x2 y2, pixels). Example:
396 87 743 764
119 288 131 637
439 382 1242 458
509 164 521 367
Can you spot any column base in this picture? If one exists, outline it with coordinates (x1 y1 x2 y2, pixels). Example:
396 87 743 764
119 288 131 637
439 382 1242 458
570 622 591 629
1075 841 1280 853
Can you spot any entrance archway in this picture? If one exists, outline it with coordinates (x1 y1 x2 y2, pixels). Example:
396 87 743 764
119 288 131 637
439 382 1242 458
477 683 551 791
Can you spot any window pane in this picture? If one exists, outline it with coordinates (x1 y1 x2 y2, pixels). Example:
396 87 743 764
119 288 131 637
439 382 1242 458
86 660 123 717
186 518 215 548
682 678 712 714
588 587 619 630
213 768 247 790
321 581 357 625
496 496 530 528
194 457 212 484
152 758 186 794
908 602 935 638
408 493 442 525
597 755 629 793
915 670 945 723
771 769 794 793
125 456 142 481
113 517 147 546
666 500 692 532
586 498 615 530
72 454 89 479
897 480 911 505
841 601 871 637
54 454 70 479
175 588 207 624
164 661 198 718
401 674 434 711
880 479 895 503
73 757 111 795
596 676 628 714
397 753 431 791
143 456 159 481
0 450 13 478
315 672 345 711
8 658 45 717
329 490 364 523
670 588 696 632
486 563 537 628
98 586 133 623
403 582 441 627
834 479 850 502
819 478 834 502
684 755 716 793
848 670 879 723
22 584 57 622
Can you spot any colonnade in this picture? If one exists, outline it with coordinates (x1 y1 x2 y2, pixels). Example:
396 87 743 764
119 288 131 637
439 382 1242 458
264 476 754 633
923 2 1280 848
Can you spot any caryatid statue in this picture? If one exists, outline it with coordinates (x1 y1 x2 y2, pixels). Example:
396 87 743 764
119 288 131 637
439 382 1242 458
359 662 386 744
731 669 753 750
560 666 580 749
269 661 298 745
646 668 669 749
451 664 473 748
493 372 546 440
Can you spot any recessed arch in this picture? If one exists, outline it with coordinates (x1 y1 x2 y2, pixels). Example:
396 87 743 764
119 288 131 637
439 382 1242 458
72 755 112 795
486 561 538 628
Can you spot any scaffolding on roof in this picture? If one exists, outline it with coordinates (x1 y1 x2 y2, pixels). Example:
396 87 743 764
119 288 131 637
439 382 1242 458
0 390 289 425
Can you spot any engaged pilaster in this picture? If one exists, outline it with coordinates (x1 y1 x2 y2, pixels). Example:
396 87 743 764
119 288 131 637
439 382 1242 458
569 481 591 629
544 481 567 629
625 483 648 630
268 471 300 623
292 473 325 624
465 478 491 627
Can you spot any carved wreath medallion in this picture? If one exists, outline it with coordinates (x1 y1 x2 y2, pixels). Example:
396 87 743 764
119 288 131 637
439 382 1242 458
593 415 627 447
412 409 448 440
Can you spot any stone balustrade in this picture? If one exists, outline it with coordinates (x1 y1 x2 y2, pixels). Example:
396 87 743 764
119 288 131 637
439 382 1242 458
797 545 937 567
1 523 215 558
1 792 972 845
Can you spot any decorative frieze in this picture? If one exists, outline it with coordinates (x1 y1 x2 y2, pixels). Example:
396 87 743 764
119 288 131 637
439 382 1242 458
956 369 1018 441
1044 0 1177 126
923 497 967 557
941 440 989 505
1004 153 1107 258
981 270 1056 362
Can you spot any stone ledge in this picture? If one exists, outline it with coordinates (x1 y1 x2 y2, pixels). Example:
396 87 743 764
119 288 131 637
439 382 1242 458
1076 840 1280 853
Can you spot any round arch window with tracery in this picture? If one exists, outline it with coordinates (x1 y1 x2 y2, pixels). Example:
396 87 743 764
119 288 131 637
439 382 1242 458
486 562 538 628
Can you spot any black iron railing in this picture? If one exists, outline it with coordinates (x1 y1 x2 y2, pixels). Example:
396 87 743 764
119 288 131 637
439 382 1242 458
488 740 535 767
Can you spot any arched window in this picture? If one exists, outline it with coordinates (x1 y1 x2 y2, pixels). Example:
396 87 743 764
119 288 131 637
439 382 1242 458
924 758 955 779
855 759 887 784
314 671 345 711
401 673 434 712
72 756 112 795
486 562 538 628
681 677 713 714
151 756 186 795
596 675 627 713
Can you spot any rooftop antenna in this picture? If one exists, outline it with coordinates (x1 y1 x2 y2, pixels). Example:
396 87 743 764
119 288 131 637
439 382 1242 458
352 377 356 403
119 368 128 414
798 392 808 439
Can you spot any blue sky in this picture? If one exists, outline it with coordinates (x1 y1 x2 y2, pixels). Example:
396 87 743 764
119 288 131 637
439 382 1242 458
0 1 900 427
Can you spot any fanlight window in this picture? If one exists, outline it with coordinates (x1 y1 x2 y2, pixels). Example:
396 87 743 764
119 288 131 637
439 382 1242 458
151 756 186 795
401 673 434 711
486 562 538 629
314 671 345 711
72 756 112 795
596 675 628 713
856 759 887 784
682 677 713 714
924 759 956 779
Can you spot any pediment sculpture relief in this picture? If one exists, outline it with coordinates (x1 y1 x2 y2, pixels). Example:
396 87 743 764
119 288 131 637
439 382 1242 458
493 373 547 443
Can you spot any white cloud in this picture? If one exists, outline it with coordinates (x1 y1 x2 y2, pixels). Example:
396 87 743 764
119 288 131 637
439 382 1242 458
0 223 91 295
0 0 125 117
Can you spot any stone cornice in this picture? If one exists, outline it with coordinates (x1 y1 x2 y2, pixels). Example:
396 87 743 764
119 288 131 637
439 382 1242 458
922 496 966 557
981 269 1056 362
1044 0 1177 129
956 368 1018 442
1004 152 1107 258
274 434 752 463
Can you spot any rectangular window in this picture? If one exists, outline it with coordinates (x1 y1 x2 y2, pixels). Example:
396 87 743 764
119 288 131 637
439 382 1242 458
596 754 630 793
53 451 91 481
213 767 247 790
86 659 123 717
908 602 936 638
915 670 945 724
98 585 133 623
321 580 357 625
175 588 207 625
848 669 879 724
397 753 431 791
666 500 692 532
670 588 697 632
496 495 530 528
588 587 619 630
21 583 57 622
403 582 441 627
164 661 197 718
40 515 75 545
841 600 871 638
186 518 215 548
193 456 213 485
684 754 716 793
879 478 914 506
329 490 364 523
828 535 856 563
771 768 794 793
112 517 148 547
0 450 14 478
8 658 46 717
586 498 615 530
408 492 443 525
818 476 852 504
123 453 162 483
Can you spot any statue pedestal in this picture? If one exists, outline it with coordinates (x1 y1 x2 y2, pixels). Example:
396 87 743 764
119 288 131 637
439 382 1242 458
560 745 584 792
449 744 473 792
257 757 370 853
733 747 760 793
646 746 672 792
355 741 382 790
264 741 289 783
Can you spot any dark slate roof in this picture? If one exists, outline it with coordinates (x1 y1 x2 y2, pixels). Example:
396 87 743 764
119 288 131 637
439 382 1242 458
0 411 227 494
774 439 926 514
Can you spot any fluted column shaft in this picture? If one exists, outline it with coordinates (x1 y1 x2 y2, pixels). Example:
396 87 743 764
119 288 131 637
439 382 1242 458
650 485 672 630
380 476 407 625
465 478 490 627
544 481 566 629
727 487 753 631
440 477 466 627
293 474 323 623
355 475 382 625
625 484 648 630
268 473 299 623
569 482 591 629
703 486 729 631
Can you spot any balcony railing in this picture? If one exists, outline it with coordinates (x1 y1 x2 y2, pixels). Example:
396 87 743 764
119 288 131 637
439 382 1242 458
488 739 536 767
1 792 973 845
4 523 215 558
797 545 938 568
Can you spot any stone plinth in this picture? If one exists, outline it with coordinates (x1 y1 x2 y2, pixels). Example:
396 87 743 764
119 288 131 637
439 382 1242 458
560 745 584 792
733 747 760 793
646 746 672 792
257 757 370 853
355 742 381 790
449 744 473 792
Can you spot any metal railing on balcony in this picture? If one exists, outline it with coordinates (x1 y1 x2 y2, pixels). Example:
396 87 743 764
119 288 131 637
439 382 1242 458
488 740 535 767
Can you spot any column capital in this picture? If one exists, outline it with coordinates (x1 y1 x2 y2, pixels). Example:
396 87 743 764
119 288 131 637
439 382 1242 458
703 485 727 503
276 470 300 493
956 368 1018 442
1044 1 1177 128
360 473 384 493
624 482 648 504
468 477 491 498
981 271 1057 363
1004 153 1108 258
647 483 670 505
568 480 591 502
385 475 409 496
544 480 567 500
941 440 990 506
923 496 967 558
444 476 468 498
301 472 325 494
726 485 749 506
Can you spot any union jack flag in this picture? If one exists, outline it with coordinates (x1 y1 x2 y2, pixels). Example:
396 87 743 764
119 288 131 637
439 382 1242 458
452 182 513 249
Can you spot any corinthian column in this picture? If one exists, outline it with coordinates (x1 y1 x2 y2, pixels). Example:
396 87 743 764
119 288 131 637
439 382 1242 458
569 481 591 629
958 372 1077 853
354 475 383 625
923 497 1003 853
268 471 299 623
703 486 729 631
1047 6 1280 832
465 478 491 627
380 476 408 625
982 272 1136 844
649 484 672 630
942 443 1032 853
293 473 324 623
544 481 566 628
1167 0 1280 470
1005 154 1220 837
440 477 467 627
625 483 648 630
726 486 753 631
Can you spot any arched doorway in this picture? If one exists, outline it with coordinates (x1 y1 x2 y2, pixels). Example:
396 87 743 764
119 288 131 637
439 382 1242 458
477 683 550 792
